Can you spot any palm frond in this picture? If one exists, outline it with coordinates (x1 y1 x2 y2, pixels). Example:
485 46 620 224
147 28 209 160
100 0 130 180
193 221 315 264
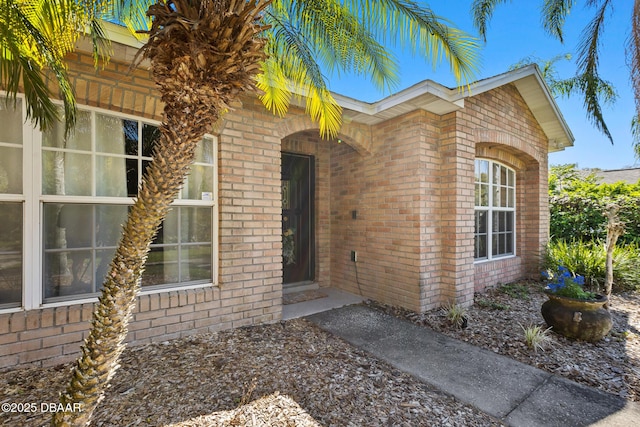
575 0 614 143
553 73 617 104
576 0 611 77
256 56 293 118
542 0 576 42
258 25 343 137
304 85 343 138
508 53 575 96
347 0 481 86
632 115 640 159
277 0 399 92
0 0 89 133
85 17 112 68
265 8 328 94
559 73 616 143
105 0 155 39
470 0 509 42
11 0 77 133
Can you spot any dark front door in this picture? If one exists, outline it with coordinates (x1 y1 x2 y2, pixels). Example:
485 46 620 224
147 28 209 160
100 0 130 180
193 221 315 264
281 153 314 284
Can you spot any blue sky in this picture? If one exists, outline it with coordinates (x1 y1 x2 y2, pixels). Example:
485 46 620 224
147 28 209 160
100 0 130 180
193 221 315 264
325 1 637 170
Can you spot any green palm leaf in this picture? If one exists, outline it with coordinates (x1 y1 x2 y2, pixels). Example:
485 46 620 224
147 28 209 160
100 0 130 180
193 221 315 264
471 0 509 41
261 0 479 137
473 0 620 145
542 0 576 43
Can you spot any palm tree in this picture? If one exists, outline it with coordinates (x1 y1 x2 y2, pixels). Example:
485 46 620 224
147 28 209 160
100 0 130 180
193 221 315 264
509 53 618 125
471 0 640 151
3 1 480 425
0 0 108 135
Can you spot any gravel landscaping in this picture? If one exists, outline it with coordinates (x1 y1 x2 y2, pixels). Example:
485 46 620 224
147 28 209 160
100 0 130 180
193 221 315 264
1 281 637 426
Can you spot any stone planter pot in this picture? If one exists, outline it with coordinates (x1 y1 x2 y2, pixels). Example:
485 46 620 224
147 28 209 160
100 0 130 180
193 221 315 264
541 292 612 342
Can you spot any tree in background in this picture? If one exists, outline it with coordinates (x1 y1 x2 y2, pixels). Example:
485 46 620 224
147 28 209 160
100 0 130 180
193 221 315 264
509 53 618 121
3 1 480 425
546 164 640 292
548 164 640 244
472 0 640 155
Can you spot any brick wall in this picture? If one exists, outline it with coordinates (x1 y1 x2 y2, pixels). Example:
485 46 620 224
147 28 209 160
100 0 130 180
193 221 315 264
3 43 554 369
329 110 441 312
467 85 549 292
1 287 226 369
2 50 285 370
216 96 284 328
327 84 550 309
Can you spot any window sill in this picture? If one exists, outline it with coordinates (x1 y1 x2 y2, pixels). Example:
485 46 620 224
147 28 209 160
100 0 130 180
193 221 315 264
35 282 217 310
473 254 517 265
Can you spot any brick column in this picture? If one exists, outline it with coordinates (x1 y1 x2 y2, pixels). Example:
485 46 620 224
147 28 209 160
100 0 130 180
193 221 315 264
437 112 476 306
217 99 284 327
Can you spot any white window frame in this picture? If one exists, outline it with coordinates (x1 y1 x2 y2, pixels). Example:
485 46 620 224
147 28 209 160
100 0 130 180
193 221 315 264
474 159 516 263
2 96 218 312
0 98 31 312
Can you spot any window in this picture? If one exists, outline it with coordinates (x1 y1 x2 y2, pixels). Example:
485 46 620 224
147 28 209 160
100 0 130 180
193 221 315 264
0 99 217 309
474 159 515 261
0 100 23 309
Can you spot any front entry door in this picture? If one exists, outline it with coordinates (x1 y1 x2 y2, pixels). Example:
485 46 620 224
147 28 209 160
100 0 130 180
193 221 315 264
281 153 314 284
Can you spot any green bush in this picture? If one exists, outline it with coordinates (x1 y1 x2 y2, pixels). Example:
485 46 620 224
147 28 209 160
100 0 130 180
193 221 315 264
549 164 640 244
542 240 640 292
550 195 640 244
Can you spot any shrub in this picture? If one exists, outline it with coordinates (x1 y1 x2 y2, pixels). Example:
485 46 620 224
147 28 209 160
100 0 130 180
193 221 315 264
548 164 640 245
443 303 468 328
550 195 640 244
521 324 553 353
611 243 640 291
542 240 605 289
543 240 640 292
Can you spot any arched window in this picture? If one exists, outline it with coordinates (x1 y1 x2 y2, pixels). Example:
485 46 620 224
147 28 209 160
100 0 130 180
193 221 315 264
474 159 515 261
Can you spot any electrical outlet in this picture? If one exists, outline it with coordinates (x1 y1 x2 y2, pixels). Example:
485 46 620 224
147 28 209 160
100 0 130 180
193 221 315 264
351 250 357 262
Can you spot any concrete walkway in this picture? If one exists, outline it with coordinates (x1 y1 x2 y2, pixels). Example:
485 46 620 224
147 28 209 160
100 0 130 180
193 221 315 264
282 287 365 320
306 304 640 427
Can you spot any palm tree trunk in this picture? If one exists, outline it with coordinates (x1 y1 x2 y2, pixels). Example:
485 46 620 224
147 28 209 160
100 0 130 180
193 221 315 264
51 113 201 426
52 1 269 424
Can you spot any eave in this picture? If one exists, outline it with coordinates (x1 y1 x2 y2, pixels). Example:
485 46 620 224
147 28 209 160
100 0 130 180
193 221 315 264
96 23 574 152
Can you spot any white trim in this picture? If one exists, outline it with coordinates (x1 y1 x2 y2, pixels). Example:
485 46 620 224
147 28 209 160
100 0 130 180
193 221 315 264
0 193 23 202
24 107 41 310
473 254 517 265
39 282 216 309
328 65 573 150
103 21 147 48
0 96 219 313
138 281 214 296
38 195 215 207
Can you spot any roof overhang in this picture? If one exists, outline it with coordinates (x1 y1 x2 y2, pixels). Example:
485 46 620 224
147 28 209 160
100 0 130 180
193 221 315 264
96 23 573 152
331 65 574 152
